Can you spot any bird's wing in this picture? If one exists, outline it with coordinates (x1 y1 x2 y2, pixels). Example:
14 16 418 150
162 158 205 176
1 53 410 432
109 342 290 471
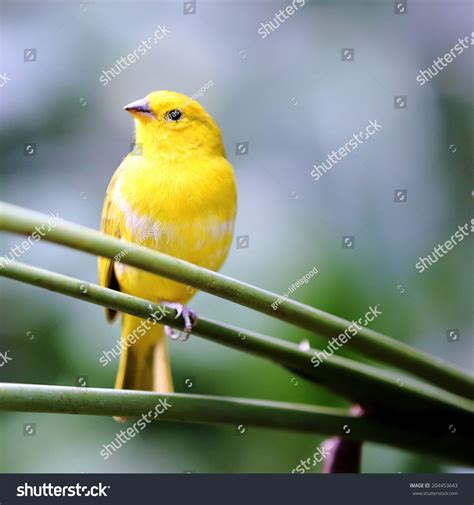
98 166 124 322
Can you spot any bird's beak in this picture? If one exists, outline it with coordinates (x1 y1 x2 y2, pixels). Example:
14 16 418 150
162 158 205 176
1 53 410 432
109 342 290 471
123 98 154 118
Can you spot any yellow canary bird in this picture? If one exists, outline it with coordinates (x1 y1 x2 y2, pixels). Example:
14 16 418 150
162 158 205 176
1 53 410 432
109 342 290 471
98 90 237 399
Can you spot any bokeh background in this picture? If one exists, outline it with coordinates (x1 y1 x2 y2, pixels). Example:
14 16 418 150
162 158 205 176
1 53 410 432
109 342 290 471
0 0 472 473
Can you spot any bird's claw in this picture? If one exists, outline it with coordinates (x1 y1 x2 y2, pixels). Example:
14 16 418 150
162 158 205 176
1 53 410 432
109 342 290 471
162 303 197 342
165 326 185 341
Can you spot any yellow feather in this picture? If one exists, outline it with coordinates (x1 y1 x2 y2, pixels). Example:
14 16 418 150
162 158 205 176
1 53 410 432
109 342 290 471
98 90 237 401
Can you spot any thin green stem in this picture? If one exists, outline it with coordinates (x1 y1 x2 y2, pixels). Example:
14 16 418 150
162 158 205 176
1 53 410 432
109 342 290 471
0 383 472 465
1 202 471 399
1 260 472 427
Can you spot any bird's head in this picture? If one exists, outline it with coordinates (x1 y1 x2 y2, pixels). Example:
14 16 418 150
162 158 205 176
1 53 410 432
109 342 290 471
124 90 225 157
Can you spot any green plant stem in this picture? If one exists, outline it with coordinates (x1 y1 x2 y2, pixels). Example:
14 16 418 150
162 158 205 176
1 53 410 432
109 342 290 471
1 202 471 400
0 383 472 466
1 260 472 428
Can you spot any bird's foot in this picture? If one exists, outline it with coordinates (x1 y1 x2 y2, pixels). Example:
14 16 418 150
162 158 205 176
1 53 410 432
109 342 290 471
162 302 197 342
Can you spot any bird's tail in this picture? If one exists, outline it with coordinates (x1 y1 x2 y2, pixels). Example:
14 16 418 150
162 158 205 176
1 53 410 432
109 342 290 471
114 314 173 422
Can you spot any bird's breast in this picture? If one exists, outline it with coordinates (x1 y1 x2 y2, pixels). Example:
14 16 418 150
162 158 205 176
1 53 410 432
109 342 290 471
111 157 236 302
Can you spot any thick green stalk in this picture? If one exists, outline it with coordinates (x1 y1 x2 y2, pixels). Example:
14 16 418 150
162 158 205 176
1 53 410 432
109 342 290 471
1 202 472 399
0 383 472 465
1 260 472 428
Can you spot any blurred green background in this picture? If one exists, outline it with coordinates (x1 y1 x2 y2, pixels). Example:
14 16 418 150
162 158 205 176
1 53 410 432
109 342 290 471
0 0 472 473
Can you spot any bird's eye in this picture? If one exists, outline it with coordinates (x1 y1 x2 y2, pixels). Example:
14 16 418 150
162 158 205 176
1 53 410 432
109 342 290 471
165 109 182 122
